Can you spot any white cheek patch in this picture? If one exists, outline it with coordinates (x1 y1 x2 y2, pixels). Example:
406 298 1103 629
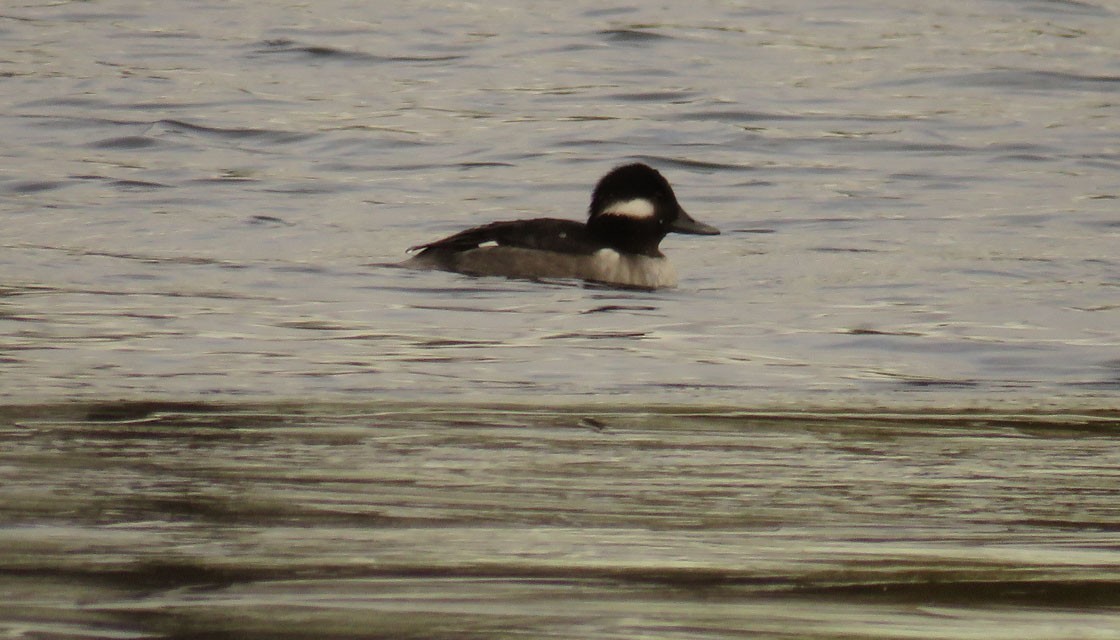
603 198 656 220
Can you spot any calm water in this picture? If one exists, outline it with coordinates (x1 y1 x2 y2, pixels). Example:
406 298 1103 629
2 0 1119 637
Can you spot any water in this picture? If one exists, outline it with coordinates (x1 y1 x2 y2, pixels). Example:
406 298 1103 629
3 404 1119 639
2 0 1119 637
3 0 1119 406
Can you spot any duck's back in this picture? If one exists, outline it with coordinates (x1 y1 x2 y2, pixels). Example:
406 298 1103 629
404 218 677 288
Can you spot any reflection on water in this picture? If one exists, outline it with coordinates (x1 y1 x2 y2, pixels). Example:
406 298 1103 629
2 403 1119 639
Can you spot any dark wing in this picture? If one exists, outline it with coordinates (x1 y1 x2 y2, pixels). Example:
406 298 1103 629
409 218 606 255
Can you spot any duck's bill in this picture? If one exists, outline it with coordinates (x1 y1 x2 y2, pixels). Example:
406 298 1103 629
669 209 720 235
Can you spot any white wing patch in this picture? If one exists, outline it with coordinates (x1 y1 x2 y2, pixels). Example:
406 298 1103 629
602 198 656 220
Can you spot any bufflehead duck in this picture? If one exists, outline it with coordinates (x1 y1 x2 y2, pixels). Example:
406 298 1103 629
403 163 719 289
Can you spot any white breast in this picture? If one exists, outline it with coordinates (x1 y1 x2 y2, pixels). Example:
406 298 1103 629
587 249 678 289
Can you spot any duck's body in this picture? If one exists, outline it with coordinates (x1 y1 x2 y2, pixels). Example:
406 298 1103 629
403 163 719 289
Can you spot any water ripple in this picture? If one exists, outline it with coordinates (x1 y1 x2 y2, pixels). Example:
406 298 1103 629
250 38 467 64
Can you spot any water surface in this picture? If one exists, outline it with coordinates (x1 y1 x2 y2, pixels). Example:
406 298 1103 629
1 1 1119 637
2 403 1119 639
1 0 1118 407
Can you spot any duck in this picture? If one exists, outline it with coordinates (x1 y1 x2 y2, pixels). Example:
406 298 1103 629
403 163 719 289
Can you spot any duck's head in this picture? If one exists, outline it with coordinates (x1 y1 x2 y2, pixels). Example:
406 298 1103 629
587 163 719 256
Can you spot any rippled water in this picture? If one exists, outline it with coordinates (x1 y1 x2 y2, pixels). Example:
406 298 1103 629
3 0 1118 406
2 0 1119 637
3 403 1120 639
